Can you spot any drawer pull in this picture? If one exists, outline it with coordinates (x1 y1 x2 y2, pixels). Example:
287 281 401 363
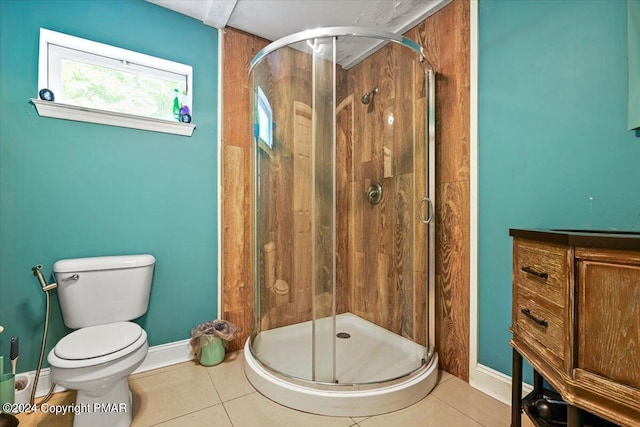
521 308 548 327
521 266 549 280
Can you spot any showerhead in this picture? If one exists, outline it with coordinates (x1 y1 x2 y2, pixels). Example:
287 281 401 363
361 87 379 105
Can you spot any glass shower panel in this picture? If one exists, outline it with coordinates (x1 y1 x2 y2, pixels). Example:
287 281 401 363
336 36 430 372
251 37 339 383
308 36 337 383
251 44 319 381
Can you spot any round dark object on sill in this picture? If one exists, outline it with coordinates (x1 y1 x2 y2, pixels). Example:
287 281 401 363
180 113 192 123
39 88 55 101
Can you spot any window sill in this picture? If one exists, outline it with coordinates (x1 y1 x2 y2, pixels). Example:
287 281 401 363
31 99 196 136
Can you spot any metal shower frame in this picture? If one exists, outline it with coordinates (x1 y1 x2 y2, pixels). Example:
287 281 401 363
249 26 437 389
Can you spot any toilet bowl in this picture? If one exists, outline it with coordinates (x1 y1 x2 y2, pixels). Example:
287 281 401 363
47 255 155 427
48 323 148 427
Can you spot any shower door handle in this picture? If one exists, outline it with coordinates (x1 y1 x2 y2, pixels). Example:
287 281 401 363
419 197 433 224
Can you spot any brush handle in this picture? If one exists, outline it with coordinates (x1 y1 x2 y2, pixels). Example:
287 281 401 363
10 336 18 374
10 336 18 359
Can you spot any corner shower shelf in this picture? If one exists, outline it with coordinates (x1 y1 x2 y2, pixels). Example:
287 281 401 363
31 99 196 136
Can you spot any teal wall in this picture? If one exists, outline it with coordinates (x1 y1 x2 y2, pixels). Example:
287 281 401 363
478 0 640 379
0 0 219 372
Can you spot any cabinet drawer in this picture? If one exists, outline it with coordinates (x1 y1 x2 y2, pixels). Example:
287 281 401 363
513 284 564 363
513 238 568 308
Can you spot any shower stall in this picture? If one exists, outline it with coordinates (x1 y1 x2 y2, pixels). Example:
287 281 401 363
244 27 437 416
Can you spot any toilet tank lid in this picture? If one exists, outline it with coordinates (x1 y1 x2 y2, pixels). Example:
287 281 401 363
53 254 155 273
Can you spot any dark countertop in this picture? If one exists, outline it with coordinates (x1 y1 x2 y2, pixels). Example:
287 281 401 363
509 228 640 251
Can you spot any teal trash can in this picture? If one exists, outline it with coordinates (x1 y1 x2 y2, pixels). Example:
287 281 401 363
198 336 225 366
191 319 237 366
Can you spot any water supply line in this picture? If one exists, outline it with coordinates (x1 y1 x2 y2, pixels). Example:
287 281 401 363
30 265 57 405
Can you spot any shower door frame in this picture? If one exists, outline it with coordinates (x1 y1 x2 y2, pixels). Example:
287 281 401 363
249 26 437 389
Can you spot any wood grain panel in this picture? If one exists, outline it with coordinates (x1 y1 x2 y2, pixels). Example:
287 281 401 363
336 96 354 314
407 0 470 380
395 173 414 338
435 179 470 379
223 308 248 353
222 28 269 351
222 143 251 348
223 28 266 148
578 261 640 388
292 102 313 321
392 46 414 177
408 0 470 185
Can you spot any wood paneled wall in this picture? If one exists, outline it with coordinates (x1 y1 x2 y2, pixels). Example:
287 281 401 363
221 0 470 380
405 0 471 380
221 28 268 351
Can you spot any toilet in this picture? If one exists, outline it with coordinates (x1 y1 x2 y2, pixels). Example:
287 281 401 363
47 254 155 427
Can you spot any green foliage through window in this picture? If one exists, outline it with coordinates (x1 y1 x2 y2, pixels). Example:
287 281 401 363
61 59 186 121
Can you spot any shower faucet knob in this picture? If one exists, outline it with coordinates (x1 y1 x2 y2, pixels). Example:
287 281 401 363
367 182 383 205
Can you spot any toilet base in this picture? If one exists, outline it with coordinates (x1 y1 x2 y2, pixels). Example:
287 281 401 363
72 377 132 427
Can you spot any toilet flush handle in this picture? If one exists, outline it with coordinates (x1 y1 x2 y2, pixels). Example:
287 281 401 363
61 274 79 282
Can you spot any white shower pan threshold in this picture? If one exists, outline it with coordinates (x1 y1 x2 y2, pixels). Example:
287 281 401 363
244 313 439 417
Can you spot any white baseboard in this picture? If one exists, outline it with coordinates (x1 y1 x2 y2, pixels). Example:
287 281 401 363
469 363 533 406
23 338 193 398
132 338 193 374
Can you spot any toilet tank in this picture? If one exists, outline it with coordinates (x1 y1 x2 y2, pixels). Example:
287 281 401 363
53 254 155 329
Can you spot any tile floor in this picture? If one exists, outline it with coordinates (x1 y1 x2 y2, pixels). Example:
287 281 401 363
15 351 536 426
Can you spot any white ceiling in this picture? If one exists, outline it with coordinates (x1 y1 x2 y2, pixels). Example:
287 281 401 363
147 0 451 68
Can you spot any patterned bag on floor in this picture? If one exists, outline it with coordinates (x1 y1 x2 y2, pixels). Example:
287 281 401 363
190 320 238 358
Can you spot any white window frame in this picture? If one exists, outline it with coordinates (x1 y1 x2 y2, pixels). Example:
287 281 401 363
33 28 195 136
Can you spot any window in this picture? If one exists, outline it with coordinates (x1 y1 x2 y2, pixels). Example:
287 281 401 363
255 86 273 150
35 28 194 135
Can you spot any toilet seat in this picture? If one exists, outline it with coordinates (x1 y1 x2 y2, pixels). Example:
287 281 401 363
48 322 147 369
55 322 142 360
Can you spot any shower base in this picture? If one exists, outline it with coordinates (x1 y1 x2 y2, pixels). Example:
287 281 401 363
244 313 438 416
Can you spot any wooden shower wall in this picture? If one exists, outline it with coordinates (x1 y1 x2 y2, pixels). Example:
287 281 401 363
408 0 471 380
221 0 470 380
221 28 268 352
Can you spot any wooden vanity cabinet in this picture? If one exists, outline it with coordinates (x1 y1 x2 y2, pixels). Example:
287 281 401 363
509 229 640 427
